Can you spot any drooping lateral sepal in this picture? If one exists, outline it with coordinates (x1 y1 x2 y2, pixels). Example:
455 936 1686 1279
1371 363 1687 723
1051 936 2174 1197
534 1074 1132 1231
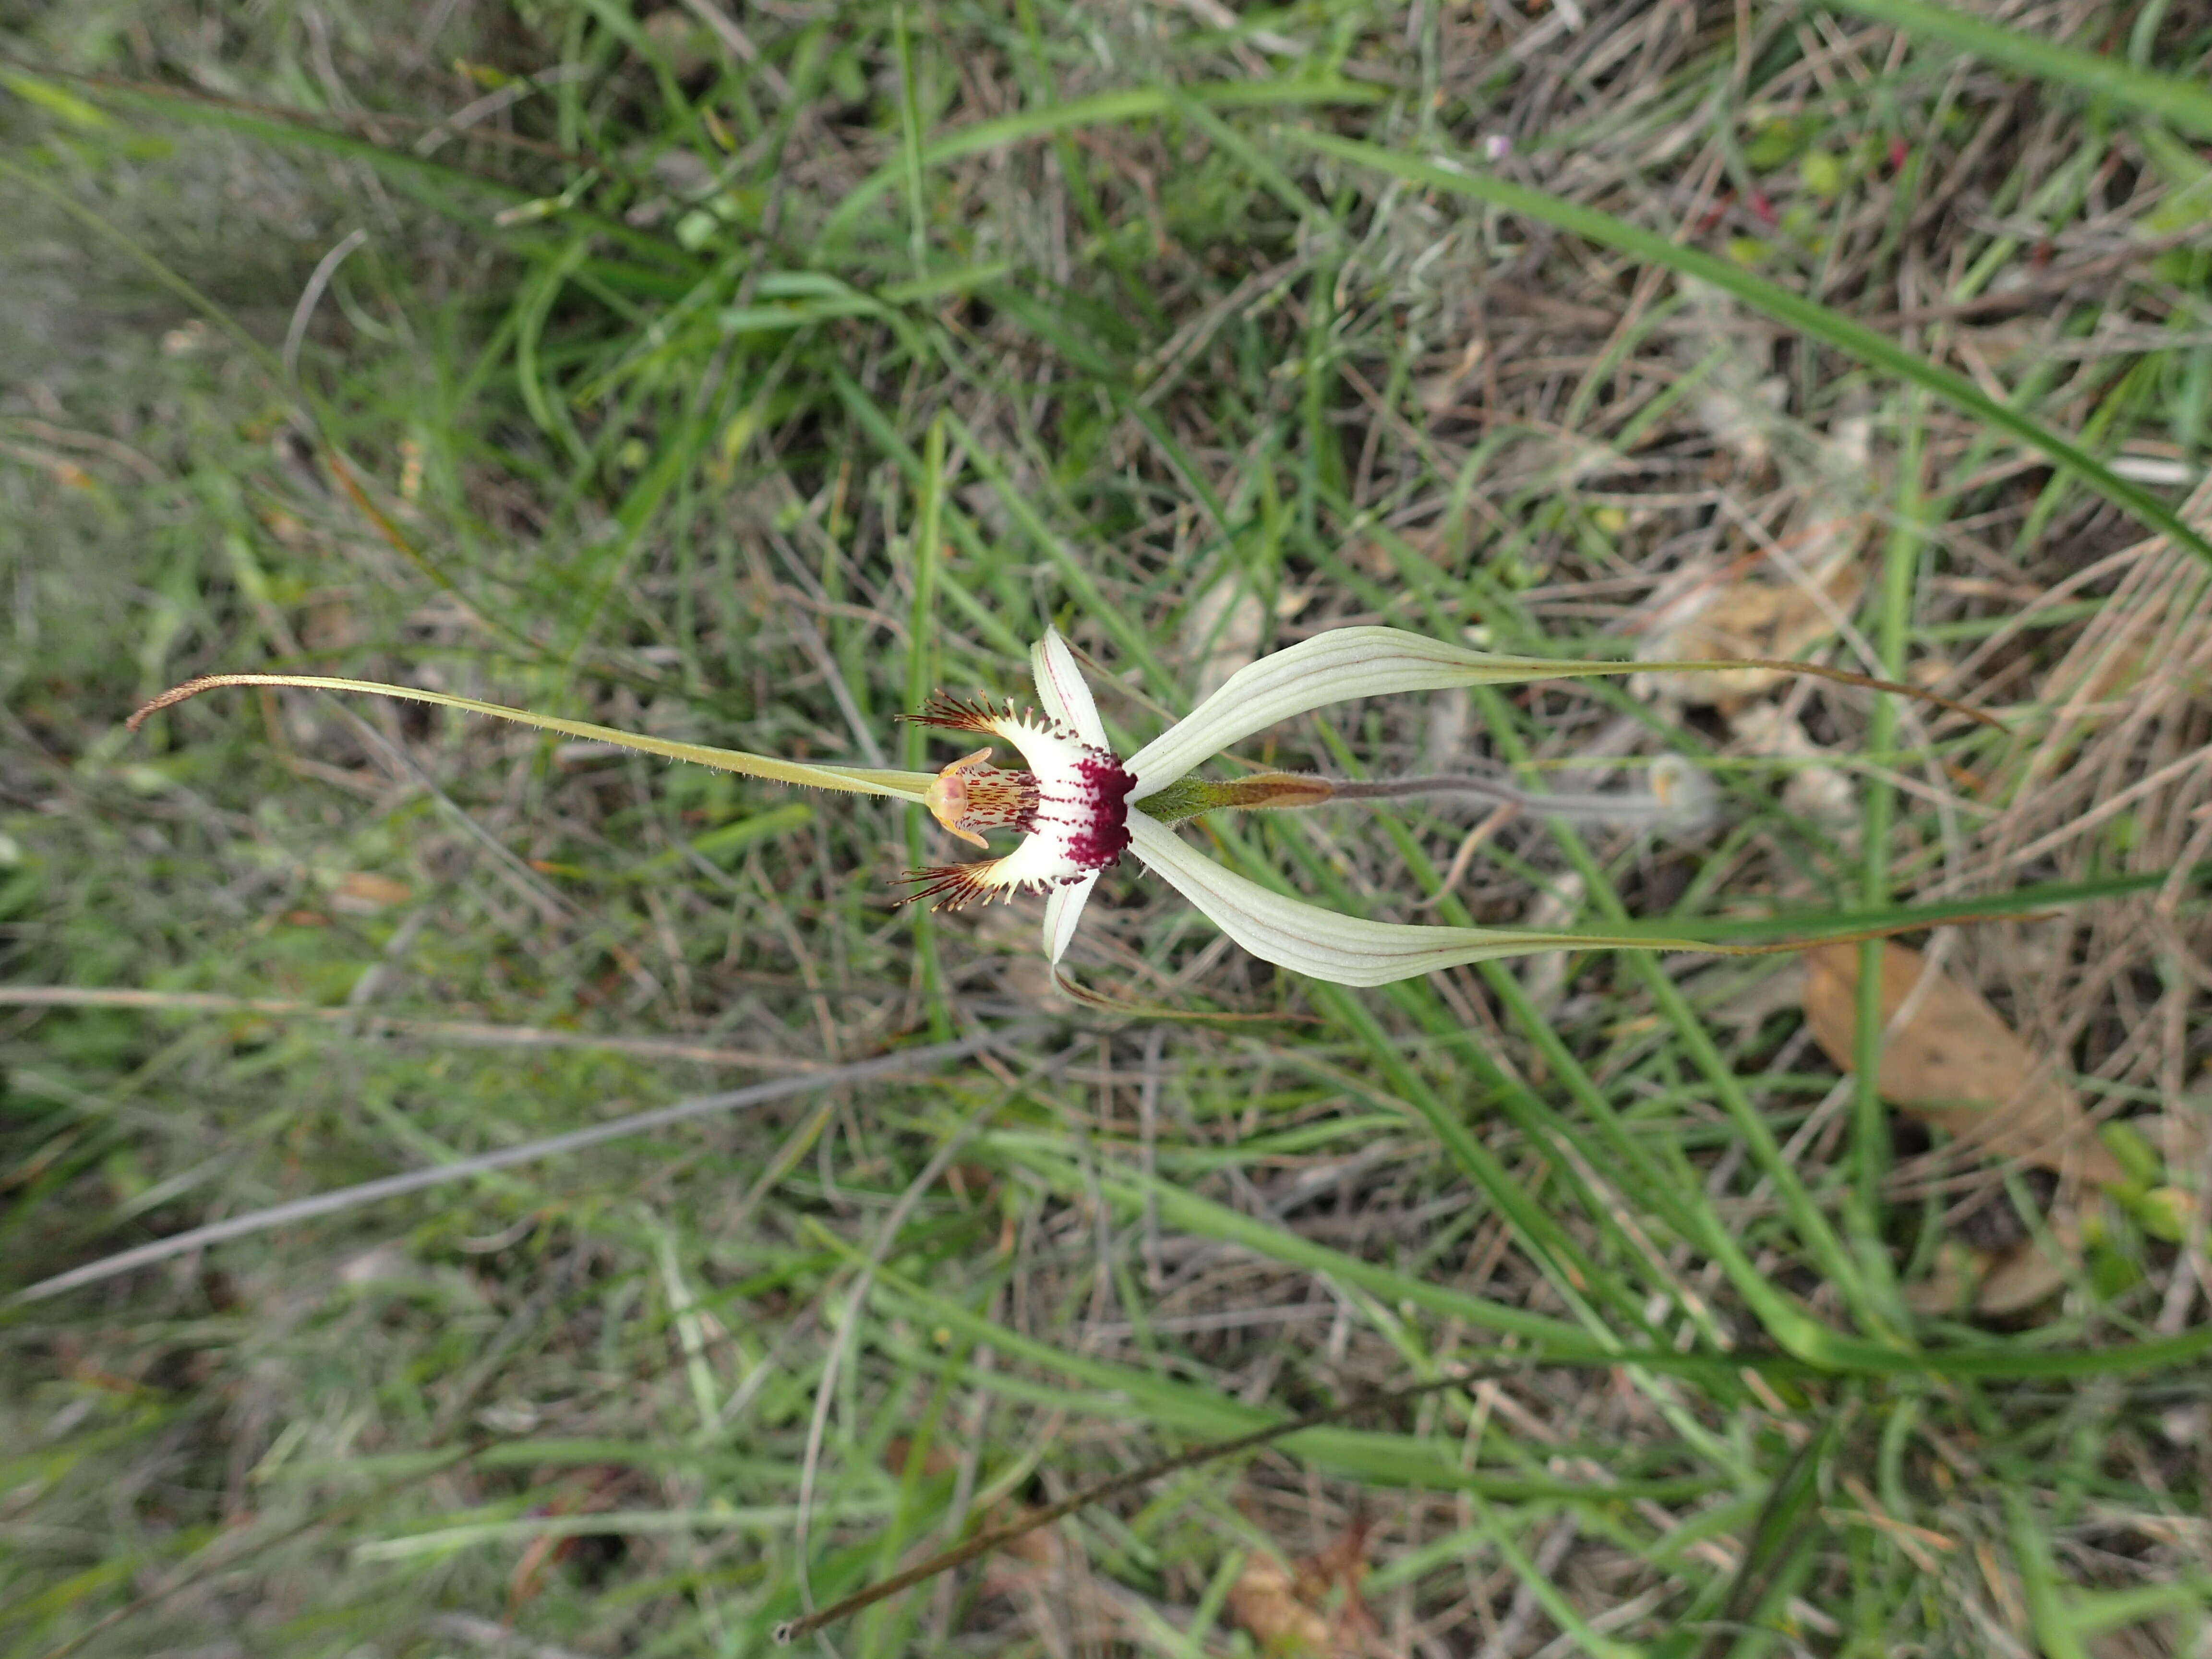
1123 814 1717 987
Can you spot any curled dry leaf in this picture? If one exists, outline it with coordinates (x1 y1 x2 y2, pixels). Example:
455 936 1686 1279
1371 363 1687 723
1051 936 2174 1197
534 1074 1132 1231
1635 557 1866 707
1228 1551 1337 1656
1731 702 1858 833
1416 334 1488 415
1972 1212 2083 1318
1802 942 2124 1185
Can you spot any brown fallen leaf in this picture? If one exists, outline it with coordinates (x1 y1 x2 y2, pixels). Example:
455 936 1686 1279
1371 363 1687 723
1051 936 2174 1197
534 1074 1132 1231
1902 1218 2084 1319
1226 1517 1382 1659
1802 942 2124 1185
1901 1239 1977 1317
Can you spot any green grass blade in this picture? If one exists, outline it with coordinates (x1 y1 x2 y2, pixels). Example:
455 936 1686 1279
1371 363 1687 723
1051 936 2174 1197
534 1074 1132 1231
1281 129 2212 571
1829 0 2212 140
850 1248 1718 1502
1544 865 2212 943
817 81 1382 249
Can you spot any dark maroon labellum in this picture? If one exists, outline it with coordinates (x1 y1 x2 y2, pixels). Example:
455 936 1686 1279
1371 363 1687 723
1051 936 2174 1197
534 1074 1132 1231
1060 757 1135 870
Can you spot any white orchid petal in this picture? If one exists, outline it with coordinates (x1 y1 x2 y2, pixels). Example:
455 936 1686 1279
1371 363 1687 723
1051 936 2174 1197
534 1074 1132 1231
1030 626 1110 749
1124 814 1703 988
1042 870 1100 963
978 708 1094 782
1124 627 1634 801
906 829 1094 909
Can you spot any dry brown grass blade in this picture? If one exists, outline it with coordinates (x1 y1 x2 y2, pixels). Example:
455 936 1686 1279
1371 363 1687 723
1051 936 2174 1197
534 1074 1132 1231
1632 655 2005 731
1801 942 2124 1185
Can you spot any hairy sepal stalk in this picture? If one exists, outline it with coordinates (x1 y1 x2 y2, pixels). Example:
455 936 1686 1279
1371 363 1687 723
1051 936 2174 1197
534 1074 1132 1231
1137 773 1337 825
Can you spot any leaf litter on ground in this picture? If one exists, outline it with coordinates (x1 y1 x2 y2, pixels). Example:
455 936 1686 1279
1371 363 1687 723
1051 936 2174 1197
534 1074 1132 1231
1802 940 2124 1183
1803 940 2125 1316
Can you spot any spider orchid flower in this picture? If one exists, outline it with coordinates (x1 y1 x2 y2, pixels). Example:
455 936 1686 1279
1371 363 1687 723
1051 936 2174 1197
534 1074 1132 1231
133 629 1983 989
896 626 1755 986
